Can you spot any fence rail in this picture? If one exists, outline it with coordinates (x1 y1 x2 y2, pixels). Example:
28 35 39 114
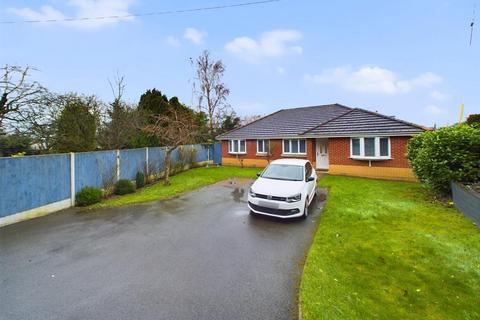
0 143 221 226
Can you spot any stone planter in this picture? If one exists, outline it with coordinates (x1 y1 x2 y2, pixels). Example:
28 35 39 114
451 181 480 226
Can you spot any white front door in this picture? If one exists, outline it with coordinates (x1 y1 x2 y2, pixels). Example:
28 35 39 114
316 139 329 170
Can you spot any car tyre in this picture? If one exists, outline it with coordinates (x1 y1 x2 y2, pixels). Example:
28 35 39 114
301 198 309 219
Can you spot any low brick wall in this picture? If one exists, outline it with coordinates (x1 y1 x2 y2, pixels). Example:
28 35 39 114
328 164 417 182
451 182 480 226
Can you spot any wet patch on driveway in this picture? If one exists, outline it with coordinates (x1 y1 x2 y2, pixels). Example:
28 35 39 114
0 179 325 320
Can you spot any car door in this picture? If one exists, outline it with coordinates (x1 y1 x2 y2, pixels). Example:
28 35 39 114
305 162 315 198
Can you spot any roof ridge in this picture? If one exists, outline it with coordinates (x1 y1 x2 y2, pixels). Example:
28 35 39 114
283 103 352 111
215 108 284 140
353 107 428 130
216 103 353 140
301 107 356 134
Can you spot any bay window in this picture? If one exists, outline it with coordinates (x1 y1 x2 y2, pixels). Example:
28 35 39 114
283 139 306 155
257 139 269 154
350 137 390 159
229 139 246 154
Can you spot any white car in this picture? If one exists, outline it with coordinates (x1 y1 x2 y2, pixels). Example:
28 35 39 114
248 159 317 219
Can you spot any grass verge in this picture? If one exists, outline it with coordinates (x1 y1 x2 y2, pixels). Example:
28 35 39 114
300 175 480 320
92 166 259 208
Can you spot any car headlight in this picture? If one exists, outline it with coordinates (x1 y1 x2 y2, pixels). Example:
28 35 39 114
249 188 256 198
286 193 301 203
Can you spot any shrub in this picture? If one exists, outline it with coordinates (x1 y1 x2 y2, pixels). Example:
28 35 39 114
76 187 103 206
114 179 135 195
407 125 480 195
136 171 145 189
466 114 480 128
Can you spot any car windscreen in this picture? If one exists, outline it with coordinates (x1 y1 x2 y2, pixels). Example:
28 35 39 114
261 164 304 181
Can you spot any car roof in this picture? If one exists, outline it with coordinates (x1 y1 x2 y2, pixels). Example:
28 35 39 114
269 158 309 166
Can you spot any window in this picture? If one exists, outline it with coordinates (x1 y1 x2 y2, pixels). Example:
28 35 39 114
364 138 375 157
261 164 304 181
352 138 360 156
283 139 307 155
229 139 246 154
380 137 389 156
257 139 270 154
350 137 391 159
305 162 313 179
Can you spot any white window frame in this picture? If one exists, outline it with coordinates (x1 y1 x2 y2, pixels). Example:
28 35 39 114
282 139 307 155
228 139 247 154
350 137 391 160
256 139 269 154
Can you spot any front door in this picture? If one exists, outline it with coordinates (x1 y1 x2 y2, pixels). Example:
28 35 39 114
316 139 329 170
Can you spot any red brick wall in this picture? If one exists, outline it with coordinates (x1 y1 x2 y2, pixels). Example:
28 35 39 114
222 136 411 169
328 136 411 168
221 139 316 163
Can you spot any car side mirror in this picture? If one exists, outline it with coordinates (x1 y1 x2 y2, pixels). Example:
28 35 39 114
256 172 261 177
307 176 315 182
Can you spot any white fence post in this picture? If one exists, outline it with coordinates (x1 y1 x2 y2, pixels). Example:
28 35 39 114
116 150 120 181
70 152 75 206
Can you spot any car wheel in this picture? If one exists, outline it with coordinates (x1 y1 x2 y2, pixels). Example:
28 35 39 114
302 198 309 219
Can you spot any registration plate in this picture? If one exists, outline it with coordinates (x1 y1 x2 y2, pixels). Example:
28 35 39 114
258 200 279 209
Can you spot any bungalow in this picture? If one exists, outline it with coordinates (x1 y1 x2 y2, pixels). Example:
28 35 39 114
216 103 426 181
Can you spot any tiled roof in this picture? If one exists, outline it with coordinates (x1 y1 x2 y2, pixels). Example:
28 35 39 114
216 104 351 139
303 108 425 136
216 104 425 140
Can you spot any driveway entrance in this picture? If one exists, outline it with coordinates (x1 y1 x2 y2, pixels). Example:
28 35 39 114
0 180 324 320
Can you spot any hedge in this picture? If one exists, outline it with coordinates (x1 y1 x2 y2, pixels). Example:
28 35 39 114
407 125 480 195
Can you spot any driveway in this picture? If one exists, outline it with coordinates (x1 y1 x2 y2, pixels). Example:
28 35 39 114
0 179 325 320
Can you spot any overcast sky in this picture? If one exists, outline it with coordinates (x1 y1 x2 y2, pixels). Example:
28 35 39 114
1 0 479 127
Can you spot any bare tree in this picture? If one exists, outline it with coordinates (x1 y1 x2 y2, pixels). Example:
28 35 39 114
195 50 230 138
241 114 262 126
143 106 199 185
17 92 61 151
98 75 139 149
0 65 47 132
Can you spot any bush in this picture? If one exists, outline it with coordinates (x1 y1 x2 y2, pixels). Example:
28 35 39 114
136 171 145 189
466 114 480 128
407 125 480 195
76 187 103 206
114 179 136 195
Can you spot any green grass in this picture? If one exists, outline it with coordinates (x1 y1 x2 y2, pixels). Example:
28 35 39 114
300 175 480 320
92 166 260 208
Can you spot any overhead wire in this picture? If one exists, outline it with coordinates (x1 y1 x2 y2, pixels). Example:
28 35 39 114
0 0 280 24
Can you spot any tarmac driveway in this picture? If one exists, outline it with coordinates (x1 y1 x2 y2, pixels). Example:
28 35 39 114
0 179 324 320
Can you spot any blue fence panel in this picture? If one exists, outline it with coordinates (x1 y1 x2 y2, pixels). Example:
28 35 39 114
170 147 180 165
0 154 71 217
75 150 117 192
148 147 165 175
120 148 147 180
212 143 222 164
193 144 210 162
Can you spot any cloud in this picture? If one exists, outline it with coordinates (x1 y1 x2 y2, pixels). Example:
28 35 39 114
165 36 181 47
430 90 447 100
7 0 135 29
424 104 445 115
184 28 207 44
304 66 442 95
225 29 303 62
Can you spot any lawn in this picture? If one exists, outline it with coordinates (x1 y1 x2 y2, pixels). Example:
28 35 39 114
300 175 480 320
93 166 259 208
